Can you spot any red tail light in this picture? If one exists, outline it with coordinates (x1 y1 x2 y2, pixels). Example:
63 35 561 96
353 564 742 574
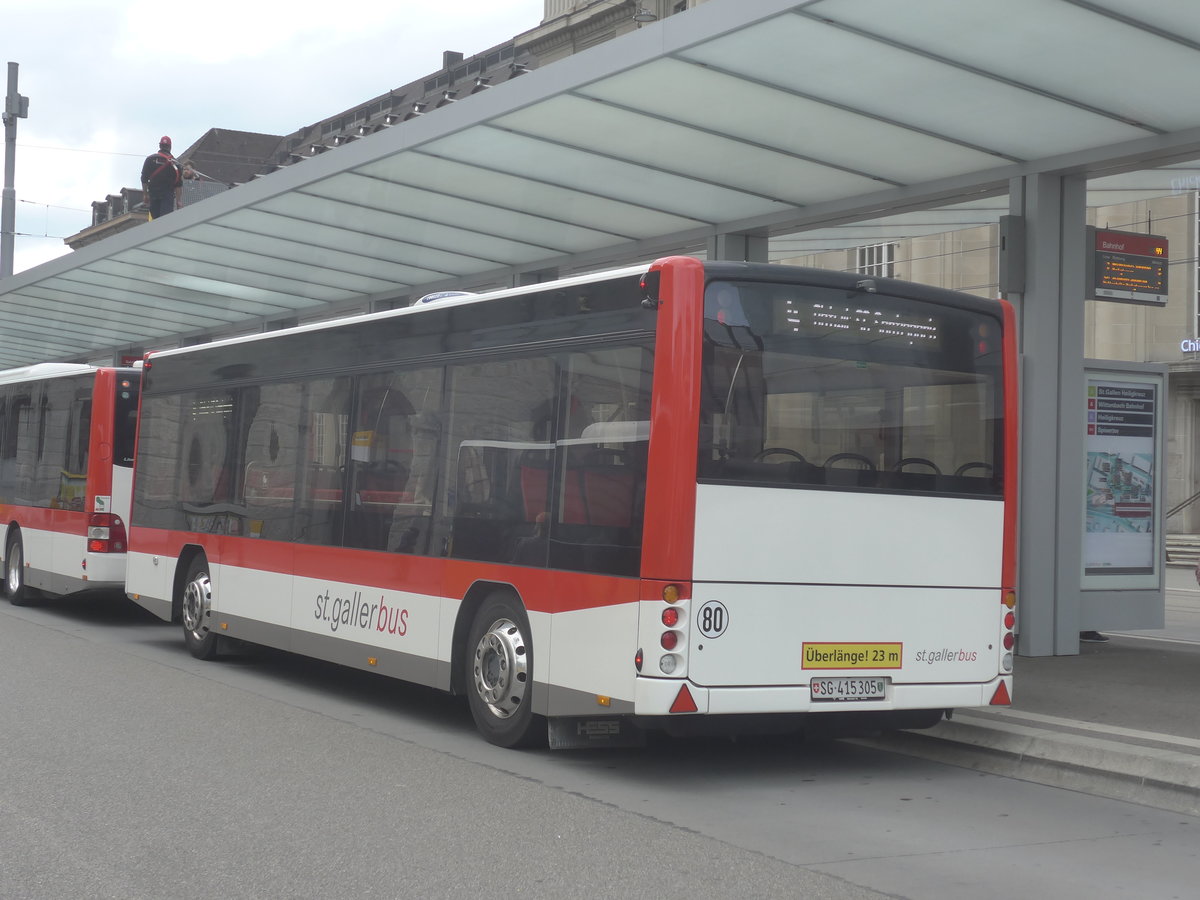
88 513 127 553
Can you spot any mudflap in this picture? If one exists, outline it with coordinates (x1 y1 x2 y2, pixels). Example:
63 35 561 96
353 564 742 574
547 716 647 750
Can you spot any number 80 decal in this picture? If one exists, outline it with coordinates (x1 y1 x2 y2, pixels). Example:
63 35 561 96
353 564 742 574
697 600 729 639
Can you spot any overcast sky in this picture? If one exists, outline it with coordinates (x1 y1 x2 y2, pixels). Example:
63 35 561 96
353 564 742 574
2 0 546 275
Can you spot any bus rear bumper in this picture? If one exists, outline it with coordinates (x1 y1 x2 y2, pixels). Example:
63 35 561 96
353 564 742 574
635 675 1010 717
83 553 127 586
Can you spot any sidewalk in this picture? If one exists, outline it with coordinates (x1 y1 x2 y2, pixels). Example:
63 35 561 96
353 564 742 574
860 570 1200 816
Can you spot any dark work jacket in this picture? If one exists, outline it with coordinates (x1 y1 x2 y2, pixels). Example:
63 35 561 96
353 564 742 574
141 151 181 197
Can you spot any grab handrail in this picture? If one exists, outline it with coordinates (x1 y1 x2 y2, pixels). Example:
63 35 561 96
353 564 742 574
1166 488 1200 520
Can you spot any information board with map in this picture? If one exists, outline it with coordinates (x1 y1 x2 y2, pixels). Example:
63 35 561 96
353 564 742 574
1084 378 1157 576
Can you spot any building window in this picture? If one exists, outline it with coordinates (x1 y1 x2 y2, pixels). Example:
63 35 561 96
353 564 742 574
856 242 897 279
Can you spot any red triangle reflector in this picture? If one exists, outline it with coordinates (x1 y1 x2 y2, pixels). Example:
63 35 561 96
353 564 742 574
669 684 698 714
989 680 1011 706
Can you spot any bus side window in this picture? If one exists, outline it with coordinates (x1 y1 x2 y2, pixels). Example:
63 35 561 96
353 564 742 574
443 356 556 564
343 367 442 555
241 382 303 542
294 377 350 548
175 390 239 533
9 388 35 503
0 391 7 498
130 394 183 531
387 370 443 556
549 344 653 576
57 387 91 511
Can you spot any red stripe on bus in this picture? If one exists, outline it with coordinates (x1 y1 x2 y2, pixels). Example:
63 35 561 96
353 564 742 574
86 368 118 500
1000 299 1020 592
0 504 92 536
128 527 639 614
641 255 704 582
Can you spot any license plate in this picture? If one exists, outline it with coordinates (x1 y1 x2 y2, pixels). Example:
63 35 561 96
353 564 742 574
810 676 888 702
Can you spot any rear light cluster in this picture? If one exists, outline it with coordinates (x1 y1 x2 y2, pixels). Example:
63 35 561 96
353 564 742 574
88 513 127 553
1000 589 1016 672
657 584 685 675
635 583 689 676
984 589 1017 706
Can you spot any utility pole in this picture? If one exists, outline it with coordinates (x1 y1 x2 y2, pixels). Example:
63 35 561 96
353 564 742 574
2 61 31 278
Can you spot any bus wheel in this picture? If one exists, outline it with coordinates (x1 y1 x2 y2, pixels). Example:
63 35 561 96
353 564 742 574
5 533 33 607
465 592 542 748
180 557 219 660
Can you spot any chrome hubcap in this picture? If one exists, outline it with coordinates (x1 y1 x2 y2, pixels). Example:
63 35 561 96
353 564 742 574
472 617 528 719
181 573 212 640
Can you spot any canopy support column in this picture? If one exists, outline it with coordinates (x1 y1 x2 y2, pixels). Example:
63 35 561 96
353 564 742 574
1009 173 1088 656
707 232 767 262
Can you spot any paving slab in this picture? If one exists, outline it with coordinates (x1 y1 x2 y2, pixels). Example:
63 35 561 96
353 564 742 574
859 576 1200 814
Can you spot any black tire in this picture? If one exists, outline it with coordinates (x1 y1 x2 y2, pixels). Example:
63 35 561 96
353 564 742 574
465 591 543 748
180 556 219 660
5 533 34 607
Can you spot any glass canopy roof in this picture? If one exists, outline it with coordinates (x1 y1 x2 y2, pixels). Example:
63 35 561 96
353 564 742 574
2 0 1199 366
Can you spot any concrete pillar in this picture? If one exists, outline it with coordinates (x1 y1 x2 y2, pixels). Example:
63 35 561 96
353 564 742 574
1008 174 1088 656
707 232 768 263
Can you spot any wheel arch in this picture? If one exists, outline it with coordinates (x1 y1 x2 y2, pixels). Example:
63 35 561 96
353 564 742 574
2 521 19 558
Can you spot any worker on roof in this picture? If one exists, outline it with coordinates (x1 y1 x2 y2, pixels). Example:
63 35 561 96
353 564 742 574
140 135 182 220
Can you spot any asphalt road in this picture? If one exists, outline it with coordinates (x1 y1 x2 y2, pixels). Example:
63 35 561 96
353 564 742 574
3 593 1199 900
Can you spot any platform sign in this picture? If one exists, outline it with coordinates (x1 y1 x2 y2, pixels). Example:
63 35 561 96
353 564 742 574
1082 369 1164 588
1085 227 1168 306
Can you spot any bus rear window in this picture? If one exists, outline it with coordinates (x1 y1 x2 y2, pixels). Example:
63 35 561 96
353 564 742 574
698 280 1003 497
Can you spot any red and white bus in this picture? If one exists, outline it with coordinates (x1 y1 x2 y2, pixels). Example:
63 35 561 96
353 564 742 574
125 257 1016 747
0 363 141 605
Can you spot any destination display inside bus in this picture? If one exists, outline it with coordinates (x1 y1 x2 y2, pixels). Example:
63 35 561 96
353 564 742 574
777 296 942 348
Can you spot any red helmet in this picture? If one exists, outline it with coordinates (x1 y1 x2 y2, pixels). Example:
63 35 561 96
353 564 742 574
159 135 172 148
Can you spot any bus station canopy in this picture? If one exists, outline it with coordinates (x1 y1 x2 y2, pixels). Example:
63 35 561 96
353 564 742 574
2 0 1200 367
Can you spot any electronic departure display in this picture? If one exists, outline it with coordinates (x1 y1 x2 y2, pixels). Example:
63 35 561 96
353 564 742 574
1087 227 1169 306
778 297 941 347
